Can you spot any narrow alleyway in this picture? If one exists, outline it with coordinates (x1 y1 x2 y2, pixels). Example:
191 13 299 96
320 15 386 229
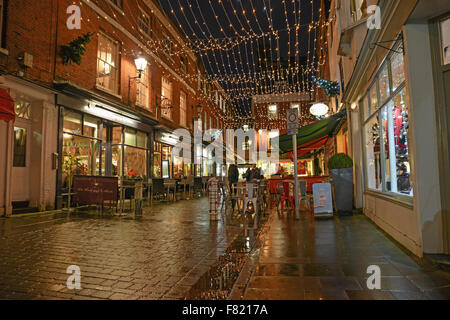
1 199 450 300
0 198 241 300
243 212 450 300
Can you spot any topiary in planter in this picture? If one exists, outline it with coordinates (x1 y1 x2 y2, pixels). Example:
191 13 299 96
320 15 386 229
327 153 353 170
327 153 354 216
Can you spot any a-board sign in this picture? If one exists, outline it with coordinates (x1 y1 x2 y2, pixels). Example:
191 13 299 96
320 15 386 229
312 183 334 217
73 176 118 206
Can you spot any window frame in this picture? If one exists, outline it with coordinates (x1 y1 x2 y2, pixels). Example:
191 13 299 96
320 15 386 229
161 76 173 120
96 32 120 95
136 65 150 110
137 7 152 38
360 38 413 199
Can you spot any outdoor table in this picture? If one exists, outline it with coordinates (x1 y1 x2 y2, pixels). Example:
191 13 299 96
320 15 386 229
163 179 177 202
178 179 189 199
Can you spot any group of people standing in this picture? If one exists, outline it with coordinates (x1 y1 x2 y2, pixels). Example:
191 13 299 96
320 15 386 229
227 164 262 185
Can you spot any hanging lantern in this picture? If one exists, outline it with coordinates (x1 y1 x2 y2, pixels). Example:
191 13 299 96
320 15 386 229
310 103 329 117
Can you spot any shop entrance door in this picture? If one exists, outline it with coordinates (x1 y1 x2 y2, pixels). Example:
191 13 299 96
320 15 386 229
11 119 31 207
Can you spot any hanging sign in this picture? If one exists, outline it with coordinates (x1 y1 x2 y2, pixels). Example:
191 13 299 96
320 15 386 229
287 108 299 135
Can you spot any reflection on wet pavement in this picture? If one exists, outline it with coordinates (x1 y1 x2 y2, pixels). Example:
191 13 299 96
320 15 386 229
0 198 242 300
243 212 450 300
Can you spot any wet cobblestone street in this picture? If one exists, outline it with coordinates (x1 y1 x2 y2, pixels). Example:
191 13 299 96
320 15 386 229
0 198 241 300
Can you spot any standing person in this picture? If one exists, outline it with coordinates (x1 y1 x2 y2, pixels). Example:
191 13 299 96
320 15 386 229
250 164 259 181
243 168 252 182
228 164 239 210
206 174 219 221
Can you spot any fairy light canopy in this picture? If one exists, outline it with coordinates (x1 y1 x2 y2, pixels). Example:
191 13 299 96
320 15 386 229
158 0 330 128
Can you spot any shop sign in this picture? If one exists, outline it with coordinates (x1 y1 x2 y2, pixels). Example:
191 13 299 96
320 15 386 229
73 176 118 206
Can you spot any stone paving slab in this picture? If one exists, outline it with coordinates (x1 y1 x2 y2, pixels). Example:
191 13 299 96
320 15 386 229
0 198 241 300
242 213 450 300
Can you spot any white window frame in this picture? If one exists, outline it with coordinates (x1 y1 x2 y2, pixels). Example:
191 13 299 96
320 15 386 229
361 40 412 198
161 76 173 120
138 7 152 38
96 33 120 95
136 65 150 109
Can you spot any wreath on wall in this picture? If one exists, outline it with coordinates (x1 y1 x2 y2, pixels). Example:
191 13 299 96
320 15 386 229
61 32 94 65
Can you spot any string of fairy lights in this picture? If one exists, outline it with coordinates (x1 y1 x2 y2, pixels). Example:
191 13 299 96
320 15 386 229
75 0 331 129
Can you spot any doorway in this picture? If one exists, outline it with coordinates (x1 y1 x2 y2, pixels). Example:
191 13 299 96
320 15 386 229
431 14 450 254
11 119 32 210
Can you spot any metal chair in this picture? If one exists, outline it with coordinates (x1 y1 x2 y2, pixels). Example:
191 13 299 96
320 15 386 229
298 180 312 212
150 178 166 204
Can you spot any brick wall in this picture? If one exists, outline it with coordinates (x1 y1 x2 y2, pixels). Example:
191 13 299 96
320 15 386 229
1 0 227 132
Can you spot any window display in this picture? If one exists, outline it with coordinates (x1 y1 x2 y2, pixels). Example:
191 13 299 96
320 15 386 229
362 39 412 196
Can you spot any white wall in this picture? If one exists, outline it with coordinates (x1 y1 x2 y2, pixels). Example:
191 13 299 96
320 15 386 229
365 194 422 256
403 23 444 254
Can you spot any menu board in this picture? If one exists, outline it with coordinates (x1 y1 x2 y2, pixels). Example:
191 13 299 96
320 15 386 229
73 176 118 206
312 183 334 217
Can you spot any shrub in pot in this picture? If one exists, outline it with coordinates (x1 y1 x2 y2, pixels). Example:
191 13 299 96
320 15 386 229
327 153 354 216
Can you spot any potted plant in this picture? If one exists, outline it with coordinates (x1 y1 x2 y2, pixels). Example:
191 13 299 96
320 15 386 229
327 153 354 216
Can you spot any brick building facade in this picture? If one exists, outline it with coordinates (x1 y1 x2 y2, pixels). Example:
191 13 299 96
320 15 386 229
0 0 230 215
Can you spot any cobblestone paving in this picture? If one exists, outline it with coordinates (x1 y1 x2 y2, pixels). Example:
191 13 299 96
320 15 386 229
243 212 450 300
0 198 242 300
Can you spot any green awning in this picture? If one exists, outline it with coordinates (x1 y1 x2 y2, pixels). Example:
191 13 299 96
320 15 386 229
276 110 346 154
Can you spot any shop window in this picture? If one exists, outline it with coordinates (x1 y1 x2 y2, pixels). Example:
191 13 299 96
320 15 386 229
13 127 27 167
124 146 147 179
379 64 390 103
63 110 82 135
268 104 277 119
112 126 122 144
161 76 173 119
137 131 147 149
153 142 162 178
83 115 100 139
97 33 119 94
391 51 405 92
361 94 370 121
369 81 378 111
136 65 150 109
363 44 412 196
124 128 137 146
14 100 31 120
62 110 102 179
180 91 187 127
162 146 172 178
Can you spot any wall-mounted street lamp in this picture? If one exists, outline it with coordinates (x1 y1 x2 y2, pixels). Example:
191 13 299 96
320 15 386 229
128 56 148 104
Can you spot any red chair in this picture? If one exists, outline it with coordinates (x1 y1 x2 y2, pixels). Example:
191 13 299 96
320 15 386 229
278 182 295 213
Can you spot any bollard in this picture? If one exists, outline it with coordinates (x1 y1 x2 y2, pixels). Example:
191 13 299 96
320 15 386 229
134 177 143 216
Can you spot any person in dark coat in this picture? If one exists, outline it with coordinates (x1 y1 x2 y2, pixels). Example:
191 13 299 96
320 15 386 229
228 164 239 210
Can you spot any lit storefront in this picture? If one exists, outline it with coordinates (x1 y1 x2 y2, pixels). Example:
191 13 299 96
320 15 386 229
360 40 412 197
55 87 156 207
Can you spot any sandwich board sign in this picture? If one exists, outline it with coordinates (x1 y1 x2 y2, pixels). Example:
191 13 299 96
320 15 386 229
312 183 334 218
287 108 298 135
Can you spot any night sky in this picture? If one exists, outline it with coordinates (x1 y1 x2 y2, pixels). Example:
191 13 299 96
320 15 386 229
159 0 321 119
